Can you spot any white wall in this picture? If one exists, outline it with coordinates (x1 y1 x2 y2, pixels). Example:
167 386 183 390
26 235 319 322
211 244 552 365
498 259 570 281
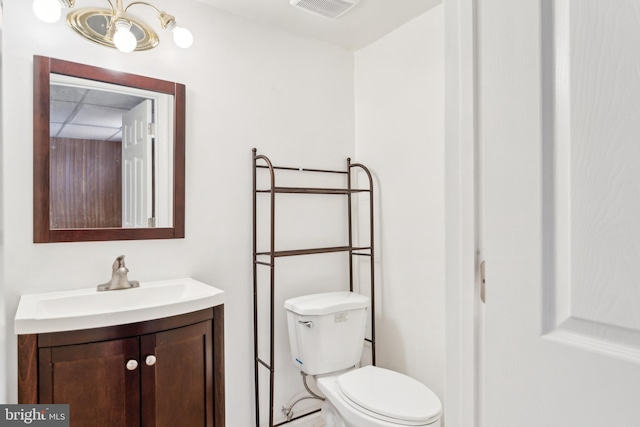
0 1 354 425
354 4 445 402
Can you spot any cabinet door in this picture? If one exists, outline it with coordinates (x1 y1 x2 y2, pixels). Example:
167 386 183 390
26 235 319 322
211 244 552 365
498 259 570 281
39 337 140 427
140 320 213 427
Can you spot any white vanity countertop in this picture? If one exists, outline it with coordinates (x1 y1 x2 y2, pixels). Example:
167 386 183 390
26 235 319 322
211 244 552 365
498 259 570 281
14 278 225 335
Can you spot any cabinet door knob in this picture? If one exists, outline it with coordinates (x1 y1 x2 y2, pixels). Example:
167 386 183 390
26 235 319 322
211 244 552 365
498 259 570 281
145 355 157 366
126 359 139 371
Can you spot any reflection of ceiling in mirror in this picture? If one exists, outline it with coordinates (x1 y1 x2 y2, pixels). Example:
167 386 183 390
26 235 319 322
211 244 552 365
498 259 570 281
50 85 147 142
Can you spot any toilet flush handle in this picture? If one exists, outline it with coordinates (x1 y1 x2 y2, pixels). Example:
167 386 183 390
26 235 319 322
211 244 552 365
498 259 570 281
299 320 314 328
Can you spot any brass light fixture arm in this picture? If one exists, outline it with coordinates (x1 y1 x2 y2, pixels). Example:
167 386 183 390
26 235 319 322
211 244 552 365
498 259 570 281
105 0 116 13
125 1 176 30
125 1 160 14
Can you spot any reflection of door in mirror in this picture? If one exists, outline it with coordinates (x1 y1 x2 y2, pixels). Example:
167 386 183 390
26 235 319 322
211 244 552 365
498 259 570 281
122 99 153 228
48 74 174 229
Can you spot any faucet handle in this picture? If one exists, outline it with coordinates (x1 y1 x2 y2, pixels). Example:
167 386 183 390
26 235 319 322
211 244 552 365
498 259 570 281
112 255 127 271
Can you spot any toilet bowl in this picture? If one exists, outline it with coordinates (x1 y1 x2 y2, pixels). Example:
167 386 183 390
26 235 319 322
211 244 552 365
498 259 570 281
316 366 442 427
284 292 442 427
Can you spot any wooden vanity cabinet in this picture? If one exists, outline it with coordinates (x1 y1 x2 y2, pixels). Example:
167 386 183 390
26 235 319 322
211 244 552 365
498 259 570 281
18 306 224 427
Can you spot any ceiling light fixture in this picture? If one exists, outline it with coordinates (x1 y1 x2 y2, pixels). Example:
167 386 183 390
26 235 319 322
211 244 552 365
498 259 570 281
32 0 193 52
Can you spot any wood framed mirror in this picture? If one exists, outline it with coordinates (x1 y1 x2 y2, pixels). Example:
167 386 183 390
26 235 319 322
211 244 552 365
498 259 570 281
33 56 185 243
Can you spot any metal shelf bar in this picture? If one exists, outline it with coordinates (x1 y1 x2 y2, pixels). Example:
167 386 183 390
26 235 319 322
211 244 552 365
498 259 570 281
252 150 260 427
347 158 354 293
256 187 370 195
273 409 322 427
256 246 371 258
256 164 347 175
257 357 272 370
350 161 376 366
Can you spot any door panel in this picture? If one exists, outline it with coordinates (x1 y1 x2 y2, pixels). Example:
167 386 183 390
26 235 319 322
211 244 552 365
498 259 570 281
140 321 213 427
481 0 640 426
122 99 153 228
550 0 640 350
39 338 140 427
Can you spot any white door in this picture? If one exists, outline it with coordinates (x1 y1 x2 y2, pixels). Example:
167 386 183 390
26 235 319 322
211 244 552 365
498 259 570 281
122 100 153 228
481 1 640 426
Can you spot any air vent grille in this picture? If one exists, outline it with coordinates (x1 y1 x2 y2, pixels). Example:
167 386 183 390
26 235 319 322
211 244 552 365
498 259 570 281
290 0 360 19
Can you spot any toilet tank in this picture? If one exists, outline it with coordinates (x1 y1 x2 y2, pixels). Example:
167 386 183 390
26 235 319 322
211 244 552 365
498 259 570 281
284 291 369 375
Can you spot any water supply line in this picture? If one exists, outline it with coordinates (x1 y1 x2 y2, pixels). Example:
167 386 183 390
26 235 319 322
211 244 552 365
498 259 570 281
281 372 325 422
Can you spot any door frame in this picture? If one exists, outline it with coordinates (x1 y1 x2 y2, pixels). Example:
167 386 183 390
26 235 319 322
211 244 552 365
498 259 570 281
444 0 480 426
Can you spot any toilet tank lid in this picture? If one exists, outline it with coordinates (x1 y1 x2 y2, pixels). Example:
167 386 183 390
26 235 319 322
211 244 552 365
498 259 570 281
284 292 369 315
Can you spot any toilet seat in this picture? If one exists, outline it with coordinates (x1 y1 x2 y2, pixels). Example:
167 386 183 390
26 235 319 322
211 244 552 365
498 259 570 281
336 366 442 426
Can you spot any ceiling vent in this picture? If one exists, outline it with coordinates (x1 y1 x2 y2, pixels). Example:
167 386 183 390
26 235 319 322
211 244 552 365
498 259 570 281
290 0 360 19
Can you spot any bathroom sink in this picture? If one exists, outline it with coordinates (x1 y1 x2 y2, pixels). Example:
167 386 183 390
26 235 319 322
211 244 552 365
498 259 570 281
14 278 225 334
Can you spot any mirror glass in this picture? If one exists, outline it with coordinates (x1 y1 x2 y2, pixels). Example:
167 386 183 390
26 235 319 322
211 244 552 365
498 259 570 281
49 75 174 229
34 56 185 242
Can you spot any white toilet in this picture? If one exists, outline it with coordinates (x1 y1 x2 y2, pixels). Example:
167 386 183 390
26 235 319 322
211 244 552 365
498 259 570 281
285 291 442 427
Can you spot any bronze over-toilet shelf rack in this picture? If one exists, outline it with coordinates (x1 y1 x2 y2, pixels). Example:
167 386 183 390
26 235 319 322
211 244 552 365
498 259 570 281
252 148 377 427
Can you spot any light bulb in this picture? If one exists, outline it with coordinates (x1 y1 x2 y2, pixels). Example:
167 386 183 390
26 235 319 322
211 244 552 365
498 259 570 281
172 26 193 49
113 21 137 53
33 0 62 23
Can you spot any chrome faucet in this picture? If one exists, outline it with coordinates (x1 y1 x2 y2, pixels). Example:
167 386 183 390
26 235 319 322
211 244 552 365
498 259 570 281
97 255 140 291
